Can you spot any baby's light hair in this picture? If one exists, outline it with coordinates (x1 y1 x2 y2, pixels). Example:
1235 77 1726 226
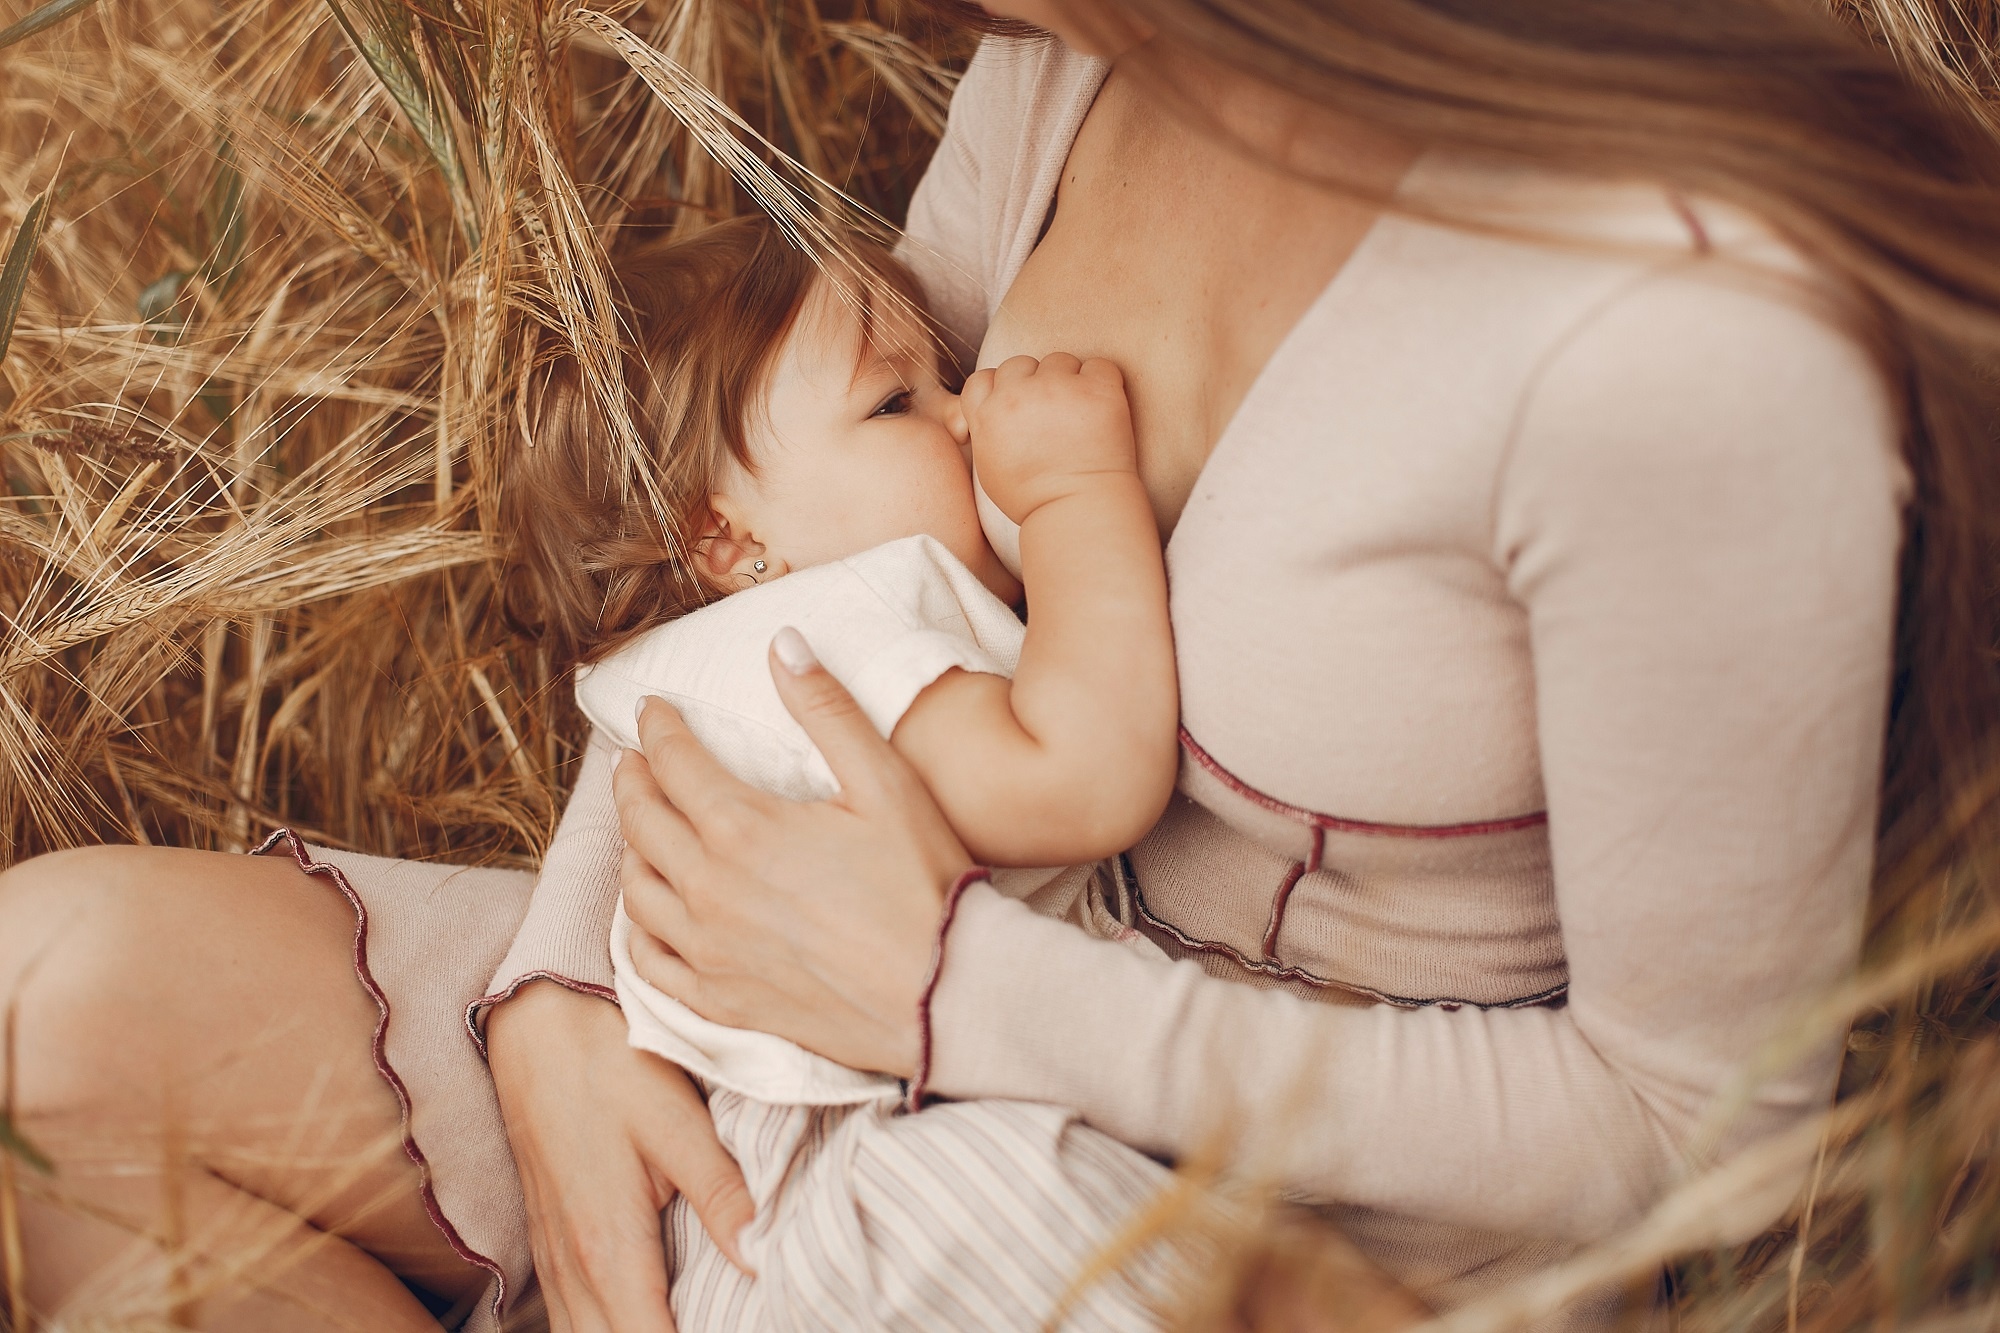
504 215 932 668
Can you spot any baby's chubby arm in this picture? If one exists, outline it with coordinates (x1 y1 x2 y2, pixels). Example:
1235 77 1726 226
891 354 1179 867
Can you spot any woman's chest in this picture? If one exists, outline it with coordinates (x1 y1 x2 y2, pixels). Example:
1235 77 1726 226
977 77 1383 535
970 104 1674 832
1099 214 1654 831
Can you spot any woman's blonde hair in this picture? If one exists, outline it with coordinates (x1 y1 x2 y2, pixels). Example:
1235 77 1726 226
504 216 926 668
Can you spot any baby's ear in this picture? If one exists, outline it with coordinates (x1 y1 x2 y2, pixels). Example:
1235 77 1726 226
692 507 743 585
693 498 771 592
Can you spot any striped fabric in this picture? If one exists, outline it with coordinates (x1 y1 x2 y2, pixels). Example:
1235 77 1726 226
666 1088 1192 1331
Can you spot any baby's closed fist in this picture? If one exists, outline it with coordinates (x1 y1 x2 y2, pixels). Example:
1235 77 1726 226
962 353 1138 523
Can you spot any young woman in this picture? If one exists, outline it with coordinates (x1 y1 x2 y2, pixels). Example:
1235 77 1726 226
3 3 1998 1332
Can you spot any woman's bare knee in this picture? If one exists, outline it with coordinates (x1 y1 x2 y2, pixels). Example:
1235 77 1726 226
0 844 276 983
3 849 363 1153
0 846 358 1113
0 845 391 1148
0 845 159 1068
0 844 146 962
0 844 483 1309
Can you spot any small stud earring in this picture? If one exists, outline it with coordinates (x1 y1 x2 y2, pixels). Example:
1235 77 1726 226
752 559 768 575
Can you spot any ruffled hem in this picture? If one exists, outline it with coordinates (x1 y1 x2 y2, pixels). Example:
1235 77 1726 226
250 828 511 1328
464 971 616 1061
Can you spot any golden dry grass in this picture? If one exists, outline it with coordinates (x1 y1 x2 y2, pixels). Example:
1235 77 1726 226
0 0 960 1325
0 0 961 869
0 0 1995 1330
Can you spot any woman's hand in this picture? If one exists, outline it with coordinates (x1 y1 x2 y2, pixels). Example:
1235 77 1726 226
486 980 754 1333
614 628 973 1077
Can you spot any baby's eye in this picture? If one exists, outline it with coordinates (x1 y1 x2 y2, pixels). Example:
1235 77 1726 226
870 390 913 419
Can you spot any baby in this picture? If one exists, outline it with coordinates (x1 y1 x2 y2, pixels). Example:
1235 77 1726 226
510 215 1185 1331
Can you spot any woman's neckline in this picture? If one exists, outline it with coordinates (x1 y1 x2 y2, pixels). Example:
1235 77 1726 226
982 43 1415 552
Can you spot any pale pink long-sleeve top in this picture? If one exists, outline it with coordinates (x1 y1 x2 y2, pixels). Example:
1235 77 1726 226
488 35 1907 1304
898 37 1906 1296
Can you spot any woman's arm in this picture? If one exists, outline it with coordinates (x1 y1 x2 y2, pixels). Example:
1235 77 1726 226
894 38 1001 368
617 266 1902 1238
482 730 754 1331
890 354 1179 867
486 982 753 1333
913 269 1904 1236
473 733 626 1020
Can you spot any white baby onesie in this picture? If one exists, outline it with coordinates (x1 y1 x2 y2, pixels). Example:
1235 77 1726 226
572 533 1182 1332
575 534 1028 1105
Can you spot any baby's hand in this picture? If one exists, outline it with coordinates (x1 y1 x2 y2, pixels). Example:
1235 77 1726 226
961 354 1137 524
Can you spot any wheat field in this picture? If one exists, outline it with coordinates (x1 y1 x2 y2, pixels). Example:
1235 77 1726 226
0 0 1995 1329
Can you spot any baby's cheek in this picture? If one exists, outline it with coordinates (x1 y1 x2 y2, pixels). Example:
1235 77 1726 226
854 455 955 541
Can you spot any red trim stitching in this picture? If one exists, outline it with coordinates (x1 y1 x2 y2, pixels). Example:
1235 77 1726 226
1117 856 1568 1012
464 972 619 1062
1261 859 1307 960
250 829 510 1325
1179 726 1548 839
905 866 991 1114
1260 826 1328 958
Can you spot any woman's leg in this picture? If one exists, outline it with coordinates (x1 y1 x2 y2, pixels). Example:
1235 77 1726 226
0 845 489 1332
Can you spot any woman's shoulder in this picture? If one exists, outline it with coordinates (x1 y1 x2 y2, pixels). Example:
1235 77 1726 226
1491 174 1891 453
1408 150 1775 250
1397 151 1830 307
1472 168 1910 578
1251 151 1910 567
1387 152 1892 451
941 35 1105 157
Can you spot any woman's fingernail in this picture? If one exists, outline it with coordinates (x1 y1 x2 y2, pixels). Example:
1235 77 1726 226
635 694 655 727
772 626 819 674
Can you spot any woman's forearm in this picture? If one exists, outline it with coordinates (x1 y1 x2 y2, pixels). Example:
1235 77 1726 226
920 272 1900 1237
486 966 756 1321
920 882 1827 1239
472 731 625 1040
